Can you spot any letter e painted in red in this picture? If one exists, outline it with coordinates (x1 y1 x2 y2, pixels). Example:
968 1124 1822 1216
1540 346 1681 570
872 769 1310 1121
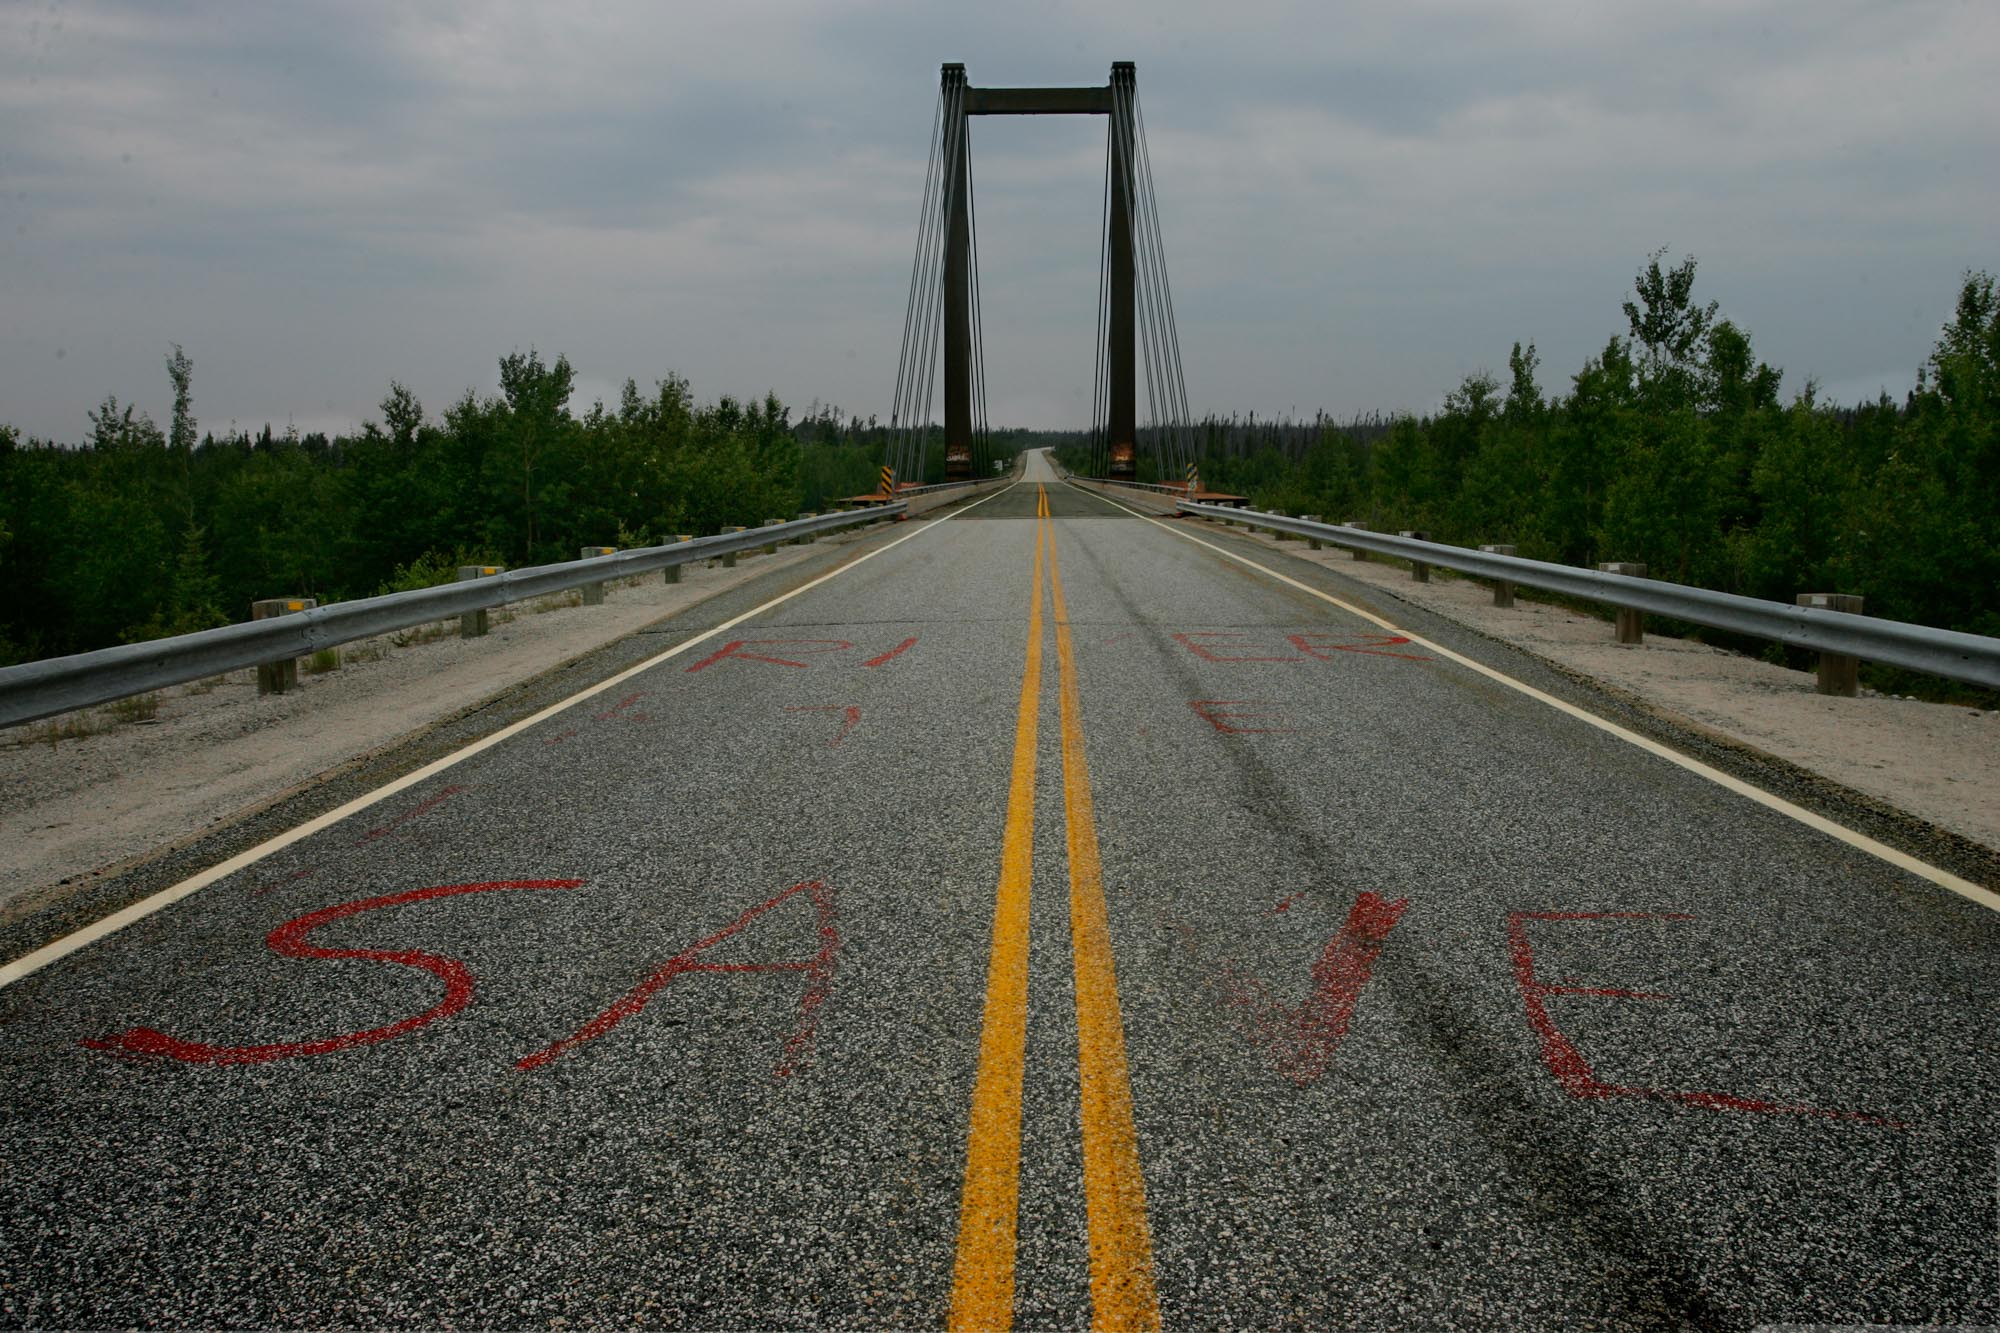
1506 911 1898 1126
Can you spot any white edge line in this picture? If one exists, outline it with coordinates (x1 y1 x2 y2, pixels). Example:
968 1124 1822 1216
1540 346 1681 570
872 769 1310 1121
1067 478 2000 915
0 482 1025 990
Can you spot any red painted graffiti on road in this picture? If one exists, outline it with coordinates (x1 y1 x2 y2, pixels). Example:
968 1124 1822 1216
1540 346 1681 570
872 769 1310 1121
1190 700 1296 734
786 705 863 746
1286 632 1430 662
356 785 467 844
1172 632 1303 663
517 878 840 1079
685 639 856 672
80 880 587 1065
1506 911 1900 1126
863 636 920 668
686 637 921 673
1170 630 1432 664
596 691 649 721
1222 891 1409 1085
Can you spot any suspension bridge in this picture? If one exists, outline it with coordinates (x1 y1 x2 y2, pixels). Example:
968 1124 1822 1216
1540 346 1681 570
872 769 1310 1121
882 63 1199 494
0 63 1993 1332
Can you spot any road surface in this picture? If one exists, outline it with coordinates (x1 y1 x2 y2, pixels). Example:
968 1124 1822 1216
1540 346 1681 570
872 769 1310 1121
1 450 1994 1329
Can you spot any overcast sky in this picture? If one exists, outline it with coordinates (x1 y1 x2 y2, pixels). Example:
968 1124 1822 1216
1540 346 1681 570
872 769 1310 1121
4 0 1997 443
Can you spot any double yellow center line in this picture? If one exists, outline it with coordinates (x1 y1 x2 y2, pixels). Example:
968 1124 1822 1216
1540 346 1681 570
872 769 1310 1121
950 484 1159 1331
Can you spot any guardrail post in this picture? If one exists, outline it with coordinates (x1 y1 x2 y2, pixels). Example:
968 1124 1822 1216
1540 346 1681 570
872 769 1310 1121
1272 511 1296 541
579 546 616 604
1302 515 1324 549
1344 521 1369 559
1479 545 1517 607
455 566 504 638
718 526 745 568
1798 593 1865 695
1400 531 1431 581
664 536 692 584
250 598 316 695
1598 563 1648 642
761 520 783 556
797 512 818 543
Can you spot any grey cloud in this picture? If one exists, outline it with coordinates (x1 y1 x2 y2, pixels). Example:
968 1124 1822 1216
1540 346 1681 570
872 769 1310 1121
2 0 1996 442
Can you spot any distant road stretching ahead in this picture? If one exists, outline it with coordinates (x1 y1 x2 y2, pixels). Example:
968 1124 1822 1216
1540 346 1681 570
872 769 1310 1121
1 450 1994 1329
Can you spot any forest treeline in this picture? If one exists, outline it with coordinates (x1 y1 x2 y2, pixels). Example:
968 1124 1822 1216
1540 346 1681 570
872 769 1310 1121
0 352 1046 664
1064 257 2000 646
3 256 1993 667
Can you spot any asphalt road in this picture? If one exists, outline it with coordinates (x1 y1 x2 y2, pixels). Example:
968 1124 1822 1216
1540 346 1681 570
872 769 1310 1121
1 450 1995 1330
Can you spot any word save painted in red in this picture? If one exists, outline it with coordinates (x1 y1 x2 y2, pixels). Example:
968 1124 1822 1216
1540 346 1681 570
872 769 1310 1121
517 878 840 1078
1222 891 1409 1084
1506 911 1898 1125
685 636 921 673
81 880 587 1065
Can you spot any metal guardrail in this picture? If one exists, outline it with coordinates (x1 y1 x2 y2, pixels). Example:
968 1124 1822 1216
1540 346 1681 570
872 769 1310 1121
1095 477 1188 496
1178 501 2000 690
0 505 908 728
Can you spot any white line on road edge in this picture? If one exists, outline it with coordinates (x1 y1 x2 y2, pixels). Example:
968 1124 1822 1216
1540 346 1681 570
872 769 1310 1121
1067 479 2000 916
0 482 1027 990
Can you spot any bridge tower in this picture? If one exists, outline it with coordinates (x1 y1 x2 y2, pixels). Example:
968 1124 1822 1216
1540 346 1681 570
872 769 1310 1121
887 63 1189 488
941 63 1137 479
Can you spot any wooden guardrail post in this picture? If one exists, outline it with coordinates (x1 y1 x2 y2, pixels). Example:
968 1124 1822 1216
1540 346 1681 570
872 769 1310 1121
797 513 818 543
761 521 783 556
250 597 316 695
718 526 746 568
665 536 693 584
1798 593 1865 695
579 546 616 604
1344 520 1369 559
456 565 503 638
1272 511 1296 541
1400 531 1431 581
1598 563 1648 642
1479 544 1517 607
1301 515 1324 549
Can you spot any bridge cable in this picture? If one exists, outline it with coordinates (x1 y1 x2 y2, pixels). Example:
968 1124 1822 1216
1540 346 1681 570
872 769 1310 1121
1133 90 1195 478
888 86 947 489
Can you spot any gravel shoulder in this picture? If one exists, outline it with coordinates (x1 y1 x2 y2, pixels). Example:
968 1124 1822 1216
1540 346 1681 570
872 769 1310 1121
1084 482 1999 857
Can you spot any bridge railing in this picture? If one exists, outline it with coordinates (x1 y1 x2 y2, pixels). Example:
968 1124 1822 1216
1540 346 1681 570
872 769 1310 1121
0 505 908 729
1178 501 2000 691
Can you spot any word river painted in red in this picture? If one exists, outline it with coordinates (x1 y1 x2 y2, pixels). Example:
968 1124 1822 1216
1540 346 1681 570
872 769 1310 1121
83 880 586 1065
1506 911 1899 1126
518 878 839 1078
1223 891 1409 1085
1172 631 1430 664
685 636 921 673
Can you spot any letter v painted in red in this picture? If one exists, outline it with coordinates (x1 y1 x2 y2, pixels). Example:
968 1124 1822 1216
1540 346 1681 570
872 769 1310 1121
1222 891 1409 1085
